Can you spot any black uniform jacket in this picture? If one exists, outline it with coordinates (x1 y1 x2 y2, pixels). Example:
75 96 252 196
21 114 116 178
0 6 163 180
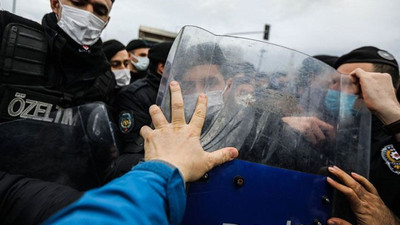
370 117 400 218
108 70 161 178
0 11 116 225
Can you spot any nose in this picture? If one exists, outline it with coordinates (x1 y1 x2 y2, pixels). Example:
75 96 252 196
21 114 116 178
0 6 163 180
116 64 125 70
82 4 94 14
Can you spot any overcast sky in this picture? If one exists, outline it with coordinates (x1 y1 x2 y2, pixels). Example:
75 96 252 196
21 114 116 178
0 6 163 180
1 0 399 61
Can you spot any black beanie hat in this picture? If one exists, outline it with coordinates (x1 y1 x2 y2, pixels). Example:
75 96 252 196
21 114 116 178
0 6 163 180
313 55 338 68
148 42 173 63
126 39 149 52
334 46 398 70
102 40 125 61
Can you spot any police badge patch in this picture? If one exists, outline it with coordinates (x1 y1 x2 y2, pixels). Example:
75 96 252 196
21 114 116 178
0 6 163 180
119 111 134 134
381 144 400 175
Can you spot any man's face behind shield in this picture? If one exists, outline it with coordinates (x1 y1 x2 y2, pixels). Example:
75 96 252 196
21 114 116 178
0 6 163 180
181 64 226 95
181 64 227 123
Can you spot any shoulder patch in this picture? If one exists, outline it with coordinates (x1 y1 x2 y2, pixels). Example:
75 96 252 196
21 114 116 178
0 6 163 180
381 144 400 175
119 111 134 134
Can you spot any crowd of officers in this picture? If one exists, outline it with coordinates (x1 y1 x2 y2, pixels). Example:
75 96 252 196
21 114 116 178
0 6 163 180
0 0 399 225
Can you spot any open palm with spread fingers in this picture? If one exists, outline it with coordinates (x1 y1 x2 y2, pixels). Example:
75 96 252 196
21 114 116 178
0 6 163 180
140 81 239 182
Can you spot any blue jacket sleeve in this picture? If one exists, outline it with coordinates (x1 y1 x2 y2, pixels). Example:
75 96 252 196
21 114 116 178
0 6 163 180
43 161 186 225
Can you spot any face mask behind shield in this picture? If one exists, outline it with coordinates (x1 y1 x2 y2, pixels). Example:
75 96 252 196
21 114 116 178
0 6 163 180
113 69 131 87
324 89 357 117
131 55 150 71
183 90 225 122
57 1 106 46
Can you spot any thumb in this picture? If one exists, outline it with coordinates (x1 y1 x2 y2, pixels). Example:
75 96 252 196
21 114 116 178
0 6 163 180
327 217 353 225
348 70 362 96
207 147 238 169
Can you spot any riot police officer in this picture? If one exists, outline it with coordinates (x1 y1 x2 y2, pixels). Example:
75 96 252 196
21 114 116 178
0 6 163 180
333 46 400 221
126 39 151 82
108 41 173 178
0 0 116 224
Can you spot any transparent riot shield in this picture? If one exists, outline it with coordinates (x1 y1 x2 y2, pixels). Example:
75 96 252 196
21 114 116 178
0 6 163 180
158 26 371 225
0 102 118 191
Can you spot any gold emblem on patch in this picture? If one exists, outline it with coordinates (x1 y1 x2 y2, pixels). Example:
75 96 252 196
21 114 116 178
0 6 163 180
381 144 400 175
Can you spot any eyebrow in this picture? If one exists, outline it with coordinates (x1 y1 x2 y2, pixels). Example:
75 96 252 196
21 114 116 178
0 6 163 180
72 0 110 15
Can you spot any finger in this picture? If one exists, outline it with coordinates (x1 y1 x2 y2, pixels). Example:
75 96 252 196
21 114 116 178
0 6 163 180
140 125 153 139
314 118 334 131
304 130 318 145
328 166 366 199
189 93 207 135
349 68 366 80
347 69 363 97
169 81 186 125
348 72 359 84
351 172 379 195
326 176 361 208
327 217 353 225
206 147 239 170
314 118 335 142
149 105 168 129
311 123 326 142
348 74 361 96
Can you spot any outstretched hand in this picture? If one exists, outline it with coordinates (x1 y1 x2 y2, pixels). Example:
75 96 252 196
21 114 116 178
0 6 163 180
140 81 239 182
327 166 400 225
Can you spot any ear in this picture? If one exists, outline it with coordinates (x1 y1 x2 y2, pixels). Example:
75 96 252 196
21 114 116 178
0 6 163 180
103 16 111 28
157 62 165 75
50 0 60 15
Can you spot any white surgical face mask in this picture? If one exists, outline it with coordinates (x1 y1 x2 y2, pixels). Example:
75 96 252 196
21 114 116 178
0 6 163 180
113 69 131 87
131 55 150 71
57 1 106 46
183 90 224 122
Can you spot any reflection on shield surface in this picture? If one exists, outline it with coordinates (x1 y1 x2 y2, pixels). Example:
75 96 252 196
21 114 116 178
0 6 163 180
157 26 371 224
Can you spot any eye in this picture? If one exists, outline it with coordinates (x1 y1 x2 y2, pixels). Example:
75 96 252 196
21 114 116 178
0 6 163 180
93 2 109 17
123 60 130 67
110 61 120 67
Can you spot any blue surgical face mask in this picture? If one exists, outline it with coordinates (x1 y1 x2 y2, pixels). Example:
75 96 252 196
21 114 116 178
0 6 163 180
131 55 149 71
324 89 357 117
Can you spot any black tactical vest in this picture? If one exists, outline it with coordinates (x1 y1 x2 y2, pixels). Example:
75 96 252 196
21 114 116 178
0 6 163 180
0 14 116 190
0 22 63 121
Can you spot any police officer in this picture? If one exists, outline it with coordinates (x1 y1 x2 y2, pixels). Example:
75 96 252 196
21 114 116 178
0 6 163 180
103 39 131 87
0 1 116 121
126 39 151 82
0 0 116 224
333 46 400 221
108 41 173 178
